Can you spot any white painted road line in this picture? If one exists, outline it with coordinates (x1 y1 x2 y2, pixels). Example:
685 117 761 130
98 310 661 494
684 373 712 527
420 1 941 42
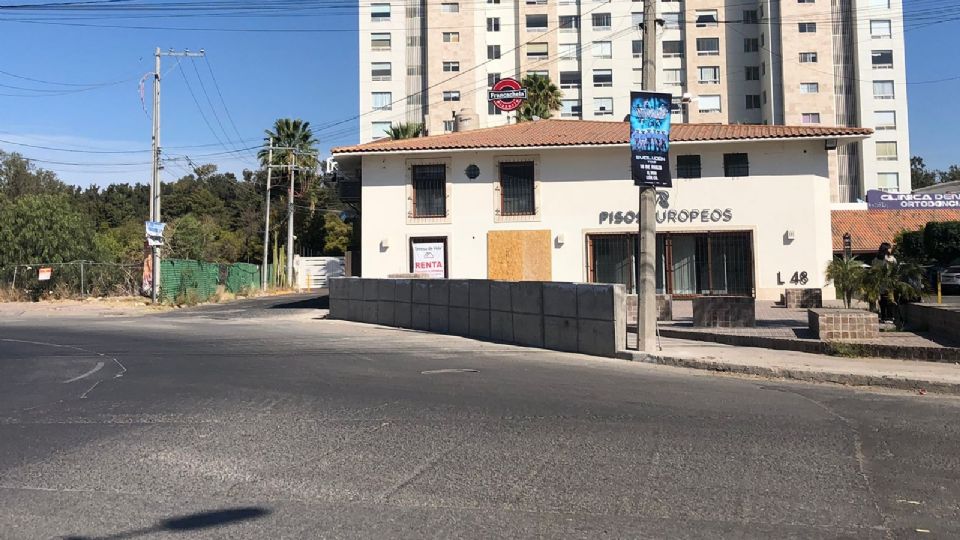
62 361 105 384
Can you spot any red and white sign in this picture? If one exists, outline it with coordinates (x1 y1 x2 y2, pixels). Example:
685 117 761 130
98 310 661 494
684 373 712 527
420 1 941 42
488 78 527 111
412 242 446 279
38 267 52 281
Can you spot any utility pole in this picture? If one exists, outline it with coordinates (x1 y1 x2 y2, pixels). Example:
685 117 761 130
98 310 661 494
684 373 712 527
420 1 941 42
637 0 659 352
150 47 205 303
287 153 296 288
261 138 273 290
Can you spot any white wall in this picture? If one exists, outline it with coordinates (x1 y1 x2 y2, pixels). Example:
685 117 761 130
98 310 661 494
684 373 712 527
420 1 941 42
357 139 836 300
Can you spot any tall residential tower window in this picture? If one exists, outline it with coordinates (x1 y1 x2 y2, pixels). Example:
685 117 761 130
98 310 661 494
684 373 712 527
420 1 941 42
370 3 390 21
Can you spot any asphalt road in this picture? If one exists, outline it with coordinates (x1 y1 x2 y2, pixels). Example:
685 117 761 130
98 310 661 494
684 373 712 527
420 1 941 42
1 293 959 539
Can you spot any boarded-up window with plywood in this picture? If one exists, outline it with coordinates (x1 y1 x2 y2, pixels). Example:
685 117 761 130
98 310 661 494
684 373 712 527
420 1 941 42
499 161 535 216
487 230 552 281
412 164 446 217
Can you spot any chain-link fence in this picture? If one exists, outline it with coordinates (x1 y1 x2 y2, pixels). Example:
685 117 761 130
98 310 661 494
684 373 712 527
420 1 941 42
0 261 142 300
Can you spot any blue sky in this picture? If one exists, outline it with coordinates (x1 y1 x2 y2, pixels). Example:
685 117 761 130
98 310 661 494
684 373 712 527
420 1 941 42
0 2 956 187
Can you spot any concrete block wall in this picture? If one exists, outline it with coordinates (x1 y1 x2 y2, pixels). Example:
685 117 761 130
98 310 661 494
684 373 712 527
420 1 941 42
808 309 880 341
903 304 960 344
329 278 627 357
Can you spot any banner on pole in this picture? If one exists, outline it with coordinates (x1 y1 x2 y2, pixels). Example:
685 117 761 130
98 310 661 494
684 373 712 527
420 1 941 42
630 91 673 188
145 221 166 247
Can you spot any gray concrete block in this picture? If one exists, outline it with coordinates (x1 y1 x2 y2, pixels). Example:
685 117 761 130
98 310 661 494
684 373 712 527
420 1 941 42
449 280 470 307
469 280 491 310
362 278 379 301
544 316 578 353
449 306 469 336
394 279 412 303
412 280 430 305
577 284 615 321
411 303 430 331
511 282 543 315
394 302 412 328
344 299 360 321
543 282 578 318
376 300 395 326
377 279 396 302
328 277 347 300
328 298 347 319
578 318 618 357
429 304 450 333
469 308 491 339
346 278 363 301
361 300 378 324
512 313 543 347
491 310 514 343
490 281 512 312
428 280 450 306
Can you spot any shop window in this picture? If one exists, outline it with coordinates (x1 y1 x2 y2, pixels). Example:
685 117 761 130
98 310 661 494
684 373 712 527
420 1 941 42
411 164 446 217
723 153 750 176
676 155 701 178
499 161 536 216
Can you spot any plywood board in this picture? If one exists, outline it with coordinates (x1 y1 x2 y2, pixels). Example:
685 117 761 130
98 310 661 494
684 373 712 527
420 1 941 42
487 230 552 281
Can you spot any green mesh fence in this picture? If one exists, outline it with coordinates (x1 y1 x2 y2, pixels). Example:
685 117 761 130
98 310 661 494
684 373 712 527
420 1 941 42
226 263 261 293
159 259 220 303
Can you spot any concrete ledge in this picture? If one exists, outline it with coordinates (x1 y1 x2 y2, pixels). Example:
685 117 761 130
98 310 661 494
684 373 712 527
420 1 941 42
449 280 470 308
543 283 578 318
658 327 960 363
693 296 755 327
469 280 491 310
412 280 430 304
616 349 960 395
428 280 450 306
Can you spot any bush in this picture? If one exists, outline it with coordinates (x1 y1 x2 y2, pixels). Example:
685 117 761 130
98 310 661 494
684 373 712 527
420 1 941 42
894 230 928 264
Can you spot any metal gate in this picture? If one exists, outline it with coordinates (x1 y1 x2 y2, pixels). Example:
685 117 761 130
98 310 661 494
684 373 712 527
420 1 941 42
294 256 345 290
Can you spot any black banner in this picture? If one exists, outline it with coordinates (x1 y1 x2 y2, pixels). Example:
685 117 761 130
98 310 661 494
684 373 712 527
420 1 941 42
630 91 673 188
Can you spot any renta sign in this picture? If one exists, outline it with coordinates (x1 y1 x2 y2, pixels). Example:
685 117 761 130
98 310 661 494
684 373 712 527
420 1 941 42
866 189 960 209
598 190 733 225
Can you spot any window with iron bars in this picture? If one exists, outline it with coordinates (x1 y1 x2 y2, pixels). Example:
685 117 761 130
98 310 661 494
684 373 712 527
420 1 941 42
499 161 536 216
411 164 446 217
723 153 750 177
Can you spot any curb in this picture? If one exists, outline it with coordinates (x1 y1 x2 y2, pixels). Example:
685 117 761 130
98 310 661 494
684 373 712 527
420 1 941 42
616 350 960 395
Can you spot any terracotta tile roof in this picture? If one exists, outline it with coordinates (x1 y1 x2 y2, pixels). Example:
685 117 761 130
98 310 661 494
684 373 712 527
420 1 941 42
832 209 960 253
332 119 872 154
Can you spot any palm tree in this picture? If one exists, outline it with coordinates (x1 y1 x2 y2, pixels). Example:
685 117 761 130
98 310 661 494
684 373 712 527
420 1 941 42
518 74 563 122
826 256 866 309
258 118 319 172
386 122 424 140
859 260 925 314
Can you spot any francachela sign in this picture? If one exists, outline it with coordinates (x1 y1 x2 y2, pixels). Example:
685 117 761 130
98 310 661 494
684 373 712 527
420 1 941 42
866 189 960 209
630 91 672 188
488 78 527 112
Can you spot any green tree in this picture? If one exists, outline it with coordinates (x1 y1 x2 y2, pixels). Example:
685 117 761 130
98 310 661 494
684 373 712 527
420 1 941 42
923 220 960 265
911 156 937 190
859 261 924 314
258 118 319 171
0 194 94 266
825 256 865 309
0 151 72 198
893 230 929 265
323 213 352 255
386 122 424 140
517 74 563 121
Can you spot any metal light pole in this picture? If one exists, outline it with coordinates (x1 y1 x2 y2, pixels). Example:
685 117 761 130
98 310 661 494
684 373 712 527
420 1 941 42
286 153 296 288
636 0 659 352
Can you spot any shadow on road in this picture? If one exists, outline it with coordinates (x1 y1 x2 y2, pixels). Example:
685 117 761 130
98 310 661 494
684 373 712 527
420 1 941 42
63 507 271 540
269 295 329 310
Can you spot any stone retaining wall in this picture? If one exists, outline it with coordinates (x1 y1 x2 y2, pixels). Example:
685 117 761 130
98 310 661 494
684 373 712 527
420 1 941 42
808 309 879 341
784 288 823 309
692 296 756 327
329 278 627 357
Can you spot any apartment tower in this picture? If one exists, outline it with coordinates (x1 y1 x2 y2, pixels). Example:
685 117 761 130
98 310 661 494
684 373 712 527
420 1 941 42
359 0 910 200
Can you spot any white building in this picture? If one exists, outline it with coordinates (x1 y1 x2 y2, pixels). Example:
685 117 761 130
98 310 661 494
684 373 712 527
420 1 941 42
332 120 871 300
358 0 910 201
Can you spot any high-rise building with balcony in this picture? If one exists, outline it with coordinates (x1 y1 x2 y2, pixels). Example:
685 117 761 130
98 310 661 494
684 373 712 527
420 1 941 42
358 0 910 201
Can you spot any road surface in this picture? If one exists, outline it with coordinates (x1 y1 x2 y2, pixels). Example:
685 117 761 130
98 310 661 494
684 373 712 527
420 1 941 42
1 293 958 539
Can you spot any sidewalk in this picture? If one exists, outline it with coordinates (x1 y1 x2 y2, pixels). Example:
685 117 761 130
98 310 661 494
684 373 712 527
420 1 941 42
619 337 960 395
